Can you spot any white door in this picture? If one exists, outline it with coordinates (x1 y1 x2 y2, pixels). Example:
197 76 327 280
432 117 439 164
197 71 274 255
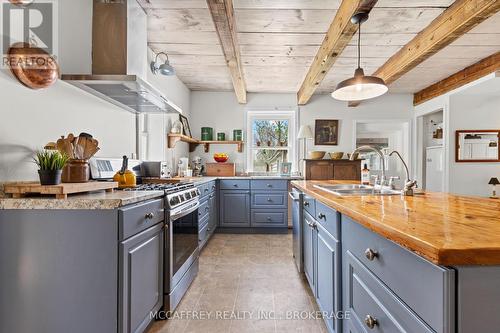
425 147 444 192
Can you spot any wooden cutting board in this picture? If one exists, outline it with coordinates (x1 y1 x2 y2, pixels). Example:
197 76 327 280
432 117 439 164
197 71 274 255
4 181 118 199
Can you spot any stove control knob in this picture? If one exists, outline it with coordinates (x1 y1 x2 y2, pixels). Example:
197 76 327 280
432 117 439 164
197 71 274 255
170 197 179 206
185 192 191 199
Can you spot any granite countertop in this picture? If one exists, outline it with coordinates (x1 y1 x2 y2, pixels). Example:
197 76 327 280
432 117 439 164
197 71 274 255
292 180 500 266
0 190 165 210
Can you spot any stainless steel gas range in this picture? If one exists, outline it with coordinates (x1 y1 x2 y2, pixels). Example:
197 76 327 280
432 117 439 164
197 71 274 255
124 182 201 312
90 158 200 313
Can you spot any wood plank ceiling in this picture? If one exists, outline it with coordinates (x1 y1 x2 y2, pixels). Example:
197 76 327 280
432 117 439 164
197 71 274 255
140 0 499 99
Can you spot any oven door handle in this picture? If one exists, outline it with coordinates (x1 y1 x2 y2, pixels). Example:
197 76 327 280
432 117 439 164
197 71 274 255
170 201 200 221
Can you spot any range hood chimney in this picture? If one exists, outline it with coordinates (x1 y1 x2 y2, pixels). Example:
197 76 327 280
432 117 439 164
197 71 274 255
62 0 181 114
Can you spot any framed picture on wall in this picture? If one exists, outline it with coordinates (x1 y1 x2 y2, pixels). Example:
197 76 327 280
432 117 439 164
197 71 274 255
179 114 192 137
315 119 339 145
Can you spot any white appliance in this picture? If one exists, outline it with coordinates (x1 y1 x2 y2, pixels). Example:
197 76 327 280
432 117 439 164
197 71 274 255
425 146 444 192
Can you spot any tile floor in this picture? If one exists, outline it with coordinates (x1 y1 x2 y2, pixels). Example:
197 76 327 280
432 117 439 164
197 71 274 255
149 232 327 333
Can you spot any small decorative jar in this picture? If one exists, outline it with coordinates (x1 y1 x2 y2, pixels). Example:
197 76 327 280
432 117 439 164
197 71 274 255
62 159 90 183
217 132 226 141
201 127 214 141
233 129 242 141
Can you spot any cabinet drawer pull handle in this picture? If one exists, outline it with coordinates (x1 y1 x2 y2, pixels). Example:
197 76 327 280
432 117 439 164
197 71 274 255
266 184 272 187
205 207 209 211
365 248 378 261
267 198 272 202
304 202 310 207
364 315 378 329
233 184 238 187
318 213 326 220
145 212 154 219
212 185 216 190
267 217 272 221
209 194 214 199
204 188 209 192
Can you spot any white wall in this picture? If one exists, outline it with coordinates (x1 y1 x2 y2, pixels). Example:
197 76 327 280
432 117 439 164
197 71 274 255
448 81 500 197
0 0 191 181
189 92 414 174
143 49 191 173
0 0 136 182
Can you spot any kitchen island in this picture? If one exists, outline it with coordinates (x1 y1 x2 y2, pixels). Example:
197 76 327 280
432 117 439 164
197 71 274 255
291 180 500 333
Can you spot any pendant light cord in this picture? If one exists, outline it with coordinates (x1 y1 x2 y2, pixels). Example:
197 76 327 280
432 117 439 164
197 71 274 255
357 21 361 69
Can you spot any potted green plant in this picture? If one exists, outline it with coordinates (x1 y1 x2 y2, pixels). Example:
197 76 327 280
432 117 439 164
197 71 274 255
33 150 69 185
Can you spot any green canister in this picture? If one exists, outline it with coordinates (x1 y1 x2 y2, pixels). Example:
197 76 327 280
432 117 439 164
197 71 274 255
201 127 213 141
217 132 226 141
233 129 243 141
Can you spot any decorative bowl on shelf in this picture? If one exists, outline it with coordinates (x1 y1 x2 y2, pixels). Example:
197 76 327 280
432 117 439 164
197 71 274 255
214 153 229 163
329 152 344 160
308 151 326 160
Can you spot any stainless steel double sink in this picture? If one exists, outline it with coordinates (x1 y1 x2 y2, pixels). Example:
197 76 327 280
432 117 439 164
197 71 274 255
314 184 401 196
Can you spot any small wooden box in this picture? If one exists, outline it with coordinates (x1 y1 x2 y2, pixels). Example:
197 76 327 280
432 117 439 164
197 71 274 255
205 163 236 177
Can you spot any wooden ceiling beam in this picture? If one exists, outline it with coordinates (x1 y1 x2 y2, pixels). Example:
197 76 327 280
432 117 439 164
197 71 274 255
207 0 247 103
296 0 378 105
414 52 500 105
374 0 500 86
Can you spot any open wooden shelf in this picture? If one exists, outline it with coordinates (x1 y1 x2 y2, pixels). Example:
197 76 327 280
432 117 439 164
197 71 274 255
167 134 244 153
200 140 244 153
167 134 200 152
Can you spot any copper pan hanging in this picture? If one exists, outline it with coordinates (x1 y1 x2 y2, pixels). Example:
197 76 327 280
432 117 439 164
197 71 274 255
8 0 34 6
7 42 59 89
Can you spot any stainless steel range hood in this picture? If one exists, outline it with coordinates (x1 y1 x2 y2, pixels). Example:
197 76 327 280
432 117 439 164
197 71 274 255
62 0 181 114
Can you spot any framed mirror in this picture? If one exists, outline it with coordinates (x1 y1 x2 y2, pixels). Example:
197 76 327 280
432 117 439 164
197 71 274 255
456 130 500 162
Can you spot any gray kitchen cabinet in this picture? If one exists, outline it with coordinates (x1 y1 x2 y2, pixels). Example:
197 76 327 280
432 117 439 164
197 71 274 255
220 189 251 227
119 222 164 333
303 211 317 294
208 192 217 234
217 179 289 231
302 200 341 333
342 215 455 333
316 222 340 333
197 181 217 249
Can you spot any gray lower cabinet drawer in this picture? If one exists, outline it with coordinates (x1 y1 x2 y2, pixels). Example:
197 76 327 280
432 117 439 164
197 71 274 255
198 180 216 197
198 199 210 221
220 179 250 190
119 199 164 240
342 216 454 333
251 209 287 227
315 200 340 239
251 179 288 191
198 183 210 198
199 222 209 248
303 195 316 217
251 191 287 209
344 251 435 333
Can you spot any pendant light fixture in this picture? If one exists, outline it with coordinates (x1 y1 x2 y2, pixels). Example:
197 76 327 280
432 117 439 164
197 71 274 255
331 12 388 101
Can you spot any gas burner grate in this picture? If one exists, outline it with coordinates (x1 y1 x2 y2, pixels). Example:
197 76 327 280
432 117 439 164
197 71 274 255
123 182 195 193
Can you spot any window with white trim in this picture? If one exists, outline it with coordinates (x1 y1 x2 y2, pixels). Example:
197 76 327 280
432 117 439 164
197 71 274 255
246 110 297 173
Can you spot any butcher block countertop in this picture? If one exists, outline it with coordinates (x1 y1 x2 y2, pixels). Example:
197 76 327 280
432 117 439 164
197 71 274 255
292 180 500 266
